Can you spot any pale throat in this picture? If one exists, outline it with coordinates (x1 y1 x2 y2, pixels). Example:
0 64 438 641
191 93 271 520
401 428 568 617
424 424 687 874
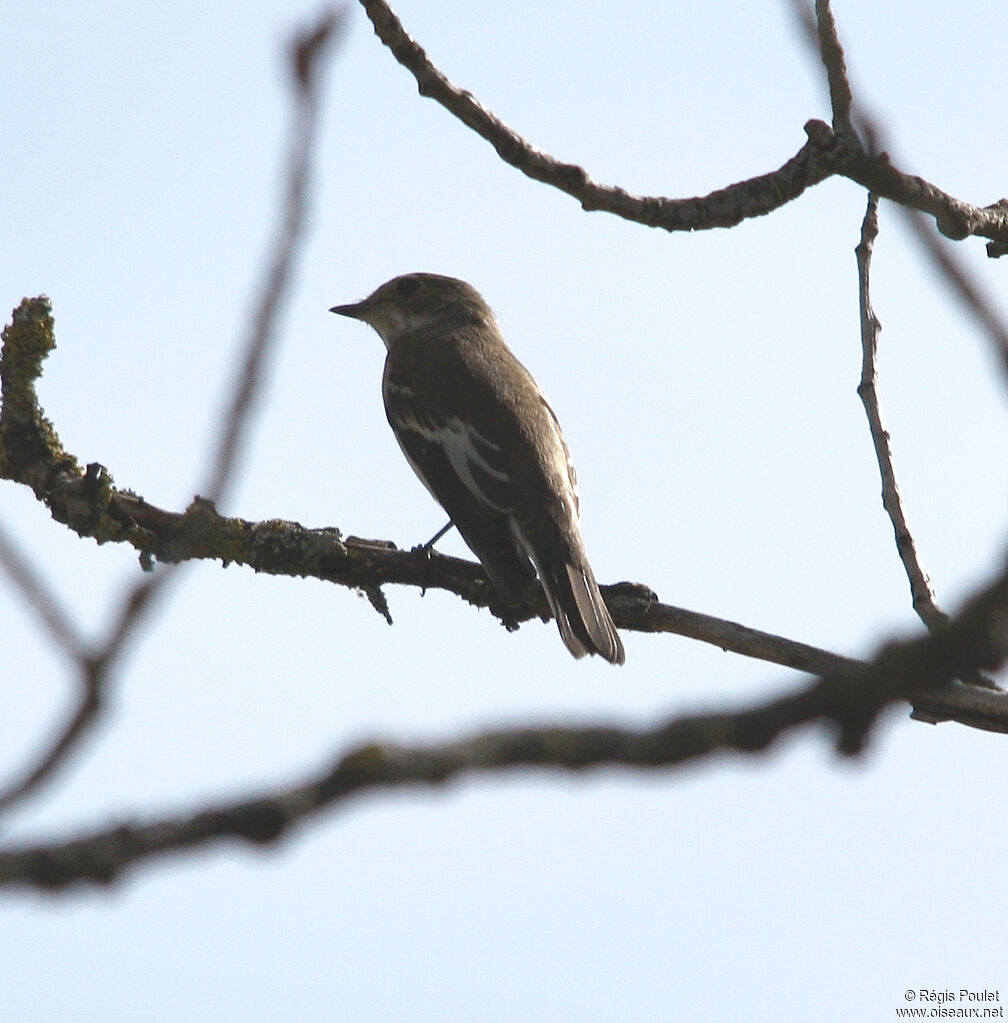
364 306 450 349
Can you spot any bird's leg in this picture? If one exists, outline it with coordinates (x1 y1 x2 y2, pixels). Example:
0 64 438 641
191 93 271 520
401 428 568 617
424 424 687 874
420 519 454 552
413 519 455 595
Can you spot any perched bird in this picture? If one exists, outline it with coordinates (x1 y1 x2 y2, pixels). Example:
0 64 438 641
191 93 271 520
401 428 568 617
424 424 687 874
330 273 624 665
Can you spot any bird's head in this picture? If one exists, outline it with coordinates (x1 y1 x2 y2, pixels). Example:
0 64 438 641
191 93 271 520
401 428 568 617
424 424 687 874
330 273 493 348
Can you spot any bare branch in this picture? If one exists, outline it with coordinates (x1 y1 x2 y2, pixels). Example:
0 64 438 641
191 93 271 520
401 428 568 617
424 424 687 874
356 0 1008 250
4 562 1007 892
0 521 86 662
2 3 1008 892
203 7 345 508
801 3 1008 699
4 3 1006 763
0 667 100 814
910 681 1008 731
3 312 1007 735
853 196 1002 697
0 11 345 816
356 0 842 231
812 0 855 133
0 526 100 813
0 302 863 683
92 9 343 666
854 196 943 629
89 493 867 678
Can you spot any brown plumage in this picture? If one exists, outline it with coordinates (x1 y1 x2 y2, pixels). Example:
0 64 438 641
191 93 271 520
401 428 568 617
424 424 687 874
331 273 624 664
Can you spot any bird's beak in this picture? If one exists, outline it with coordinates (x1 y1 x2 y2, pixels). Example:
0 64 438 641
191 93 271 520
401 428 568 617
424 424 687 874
329 300 367 319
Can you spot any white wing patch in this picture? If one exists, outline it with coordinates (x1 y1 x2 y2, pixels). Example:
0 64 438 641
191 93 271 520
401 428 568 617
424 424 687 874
385 376 514 513
384 374 579 521
413 416 514 514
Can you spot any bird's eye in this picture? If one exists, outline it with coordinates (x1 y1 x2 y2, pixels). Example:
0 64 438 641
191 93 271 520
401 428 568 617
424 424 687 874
396 277 422 297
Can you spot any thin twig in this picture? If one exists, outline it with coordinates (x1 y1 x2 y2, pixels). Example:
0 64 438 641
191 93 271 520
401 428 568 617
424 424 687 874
0 667 100 813
203 9 344 507
0 520 105 812
87 8 345 681
812 0 855 133
0 521 87 662
804 0 1008 374
0 11 345 817
854 195 944 630
0 524 103 811
805 3 1008 697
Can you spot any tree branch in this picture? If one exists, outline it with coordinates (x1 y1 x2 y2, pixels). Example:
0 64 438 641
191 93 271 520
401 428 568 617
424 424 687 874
3 3 1008 894
0 9 344 817
3 302 1006 736
853 195 1002 699
0 519 87 662
357 0 1008 251
855 196 944 630
4 560 1008 892
202 8 343 508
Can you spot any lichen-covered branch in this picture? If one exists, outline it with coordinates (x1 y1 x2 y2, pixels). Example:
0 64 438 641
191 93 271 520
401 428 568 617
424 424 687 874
2 2 1008 897
4 295 1007 738
0 296 852 664
0 10 344 817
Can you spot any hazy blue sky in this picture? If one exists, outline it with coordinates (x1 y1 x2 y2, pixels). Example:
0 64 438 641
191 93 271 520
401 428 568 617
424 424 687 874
3 2 1006 1020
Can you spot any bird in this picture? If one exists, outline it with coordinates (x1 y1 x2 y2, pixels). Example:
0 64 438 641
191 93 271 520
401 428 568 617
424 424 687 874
330 273 625 665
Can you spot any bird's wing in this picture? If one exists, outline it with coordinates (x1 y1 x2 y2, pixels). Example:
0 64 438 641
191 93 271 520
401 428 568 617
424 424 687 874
383 372 515 514
542 398 580 518
383 371 536 603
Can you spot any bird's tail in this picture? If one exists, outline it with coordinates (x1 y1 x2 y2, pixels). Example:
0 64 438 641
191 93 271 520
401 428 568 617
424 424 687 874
540 556 625 665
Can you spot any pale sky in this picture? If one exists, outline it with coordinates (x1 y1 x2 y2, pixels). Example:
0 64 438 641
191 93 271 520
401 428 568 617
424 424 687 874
3 2 1007 1020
